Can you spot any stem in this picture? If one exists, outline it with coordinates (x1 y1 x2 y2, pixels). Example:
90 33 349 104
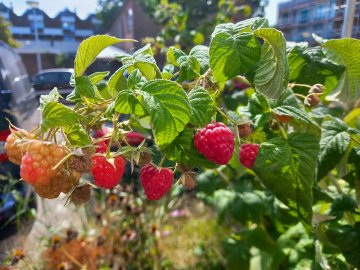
289 83 312 89
294 93 307 99
215 107 237 125
158 156 166 167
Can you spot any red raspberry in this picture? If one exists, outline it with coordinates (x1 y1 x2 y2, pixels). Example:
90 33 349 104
239 143 259 168
139 164 173 200
194 122 234 164
95 141 108 153
91 155 125 189
20 141 67 185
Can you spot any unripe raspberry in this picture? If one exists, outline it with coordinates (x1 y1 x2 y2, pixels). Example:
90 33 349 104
68 148 94 173
194 122 234 165
238 122 252 138
239 143 259 168
309 84 325 94
305 94 320 107
33 169 81 199
140 164 173 200
70 183 92 205
138 152 152 166
91 155 126 189
275 114 293 124
20 141 67 185
4 129 33 165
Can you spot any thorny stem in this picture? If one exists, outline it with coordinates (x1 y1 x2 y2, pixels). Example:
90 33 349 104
106 114 120 158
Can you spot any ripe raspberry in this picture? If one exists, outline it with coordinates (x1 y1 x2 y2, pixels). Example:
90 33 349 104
194 122 234 164
20 141 67 185
125 132 145 146
275 114 293 124
139 164 173 200
4 129 33 165
91 155 125 189
95 141 108 153
239 143 259 168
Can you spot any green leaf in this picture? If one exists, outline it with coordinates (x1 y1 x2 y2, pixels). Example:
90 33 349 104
288 46 344 95
113 89 145 116
323 38 360 101
138 80 191 146
161 128 217 168
187 87 215 127
344 108 360 128
39 88 61 110
74 76 97 99
63 124 92 147
210 31 261 83
177 55 201 83
88 71 110 85
212 17 269 36
167 46 187 66
189 45 210 74
253 133 320 225
74 35 134 76
107 65 129 97
128 69 143 89
253 28 289 99
41 101 81 131
272 106 314 124
318 117 351 180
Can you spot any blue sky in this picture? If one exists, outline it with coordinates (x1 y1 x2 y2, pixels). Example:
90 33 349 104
3 0 283 24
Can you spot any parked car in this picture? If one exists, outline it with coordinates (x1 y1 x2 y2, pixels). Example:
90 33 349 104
0 41 39 236
32 68 74 98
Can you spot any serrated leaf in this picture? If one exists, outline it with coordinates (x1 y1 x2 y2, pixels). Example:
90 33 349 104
41 101 81 131
167 46 187 66
138 80 191 146
113 89 145 116
107 65 129 97
253 133 320 225
323 39 360 101
189 45 210 74
39 88 61 110
188 87 215 127
318 117 351 180
177 55 201 83
128 69 143 89
74 35 134 76
272 106 314 124
253 28 289 99
89 71 110 85
288 46 344 95
344 108 360 128
63 124 92 147
212 17 268 36
210 31 261 83
161 128 217 168
74 76 97 99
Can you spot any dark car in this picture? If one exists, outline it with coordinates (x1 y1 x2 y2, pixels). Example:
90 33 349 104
32 68 74 98
0 41 39 236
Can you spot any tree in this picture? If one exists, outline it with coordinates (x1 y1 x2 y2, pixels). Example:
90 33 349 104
0 14 17 47
97 0 124 32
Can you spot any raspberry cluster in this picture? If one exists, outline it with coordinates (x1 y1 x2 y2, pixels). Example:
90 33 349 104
194 122 234 164
91 155 126 189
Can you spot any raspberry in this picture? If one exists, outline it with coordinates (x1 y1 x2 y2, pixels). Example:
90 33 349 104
70 183 92 205
305 94 320 107
194 122 234 164
33 169 81 199
91 155 125 189
275 114 293 124
68 148 94 173
139 164 173 200
95 141 108 153
138 152 152 166
309 84 325 94
4 129 33 165
20 141 67 185
238 122 252 138
239 143 259 168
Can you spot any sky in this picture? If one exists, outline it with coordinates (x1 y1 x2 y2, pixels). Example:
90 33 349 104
1 0 284 23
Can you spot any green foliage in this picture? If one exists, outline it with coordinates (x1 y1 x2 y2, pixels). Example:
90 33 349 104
0 14 18 47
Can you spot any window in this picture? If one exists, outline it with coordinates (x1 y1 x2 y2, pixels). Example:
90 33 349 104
299 9 309 24
62 22 75 33
313 24 323 32
315 4 327 20
280 13 289 25
127 8 133 33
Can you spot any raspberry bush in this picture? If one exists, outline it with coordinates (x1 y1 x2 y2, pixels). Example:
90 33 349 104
5 17 360 268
